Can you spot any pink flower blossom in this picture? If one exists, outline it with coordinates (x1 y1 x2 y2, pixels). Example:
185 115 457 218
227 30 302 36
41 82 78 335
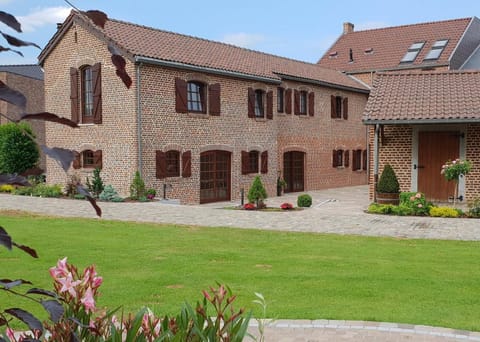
92 276 103 288
417 204 423 208
58 272 81 297
415 193 422 199
6 327 15 340
81 287 96 313
410 196 415 201
49 257 68 278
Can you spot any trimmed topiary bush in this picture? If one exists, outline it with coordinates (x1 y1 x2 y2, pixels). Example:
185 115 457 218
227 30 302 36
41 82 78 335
0 122 39 174
377 164 400 193
429 206 462 218
247 176 267 206
297 194 312 208
99 184 124 202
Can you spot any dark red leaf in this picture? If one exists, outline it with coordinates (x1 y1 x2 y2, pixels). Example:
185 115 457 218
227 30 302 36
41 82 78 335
1 32 41 49
0 11 22 32
40 146 75 172
0 80 26 109
27 288 59 298
84 10 108 29
20 167 44 177
109 43 132 88
76 185 102 217
0 316 7 326
0 279 32 289
5 308 43 334
41 300 64 323
19 112 79 128
116 69 132 89
12 242 38 258
111 53 126 69
0 45 23 56
0 174 30 186
0 225 12 250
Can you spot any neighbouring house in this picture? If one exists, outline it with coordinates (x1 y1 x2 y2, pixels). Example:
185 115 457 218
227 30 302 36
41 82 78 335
363 70 480 204
0 64 46 171
38 11 369 204
317 17 480 85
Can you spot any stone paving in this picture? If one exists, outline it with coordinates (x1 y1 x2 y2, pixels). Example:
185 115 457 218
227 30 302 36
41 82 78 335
1 185 479 341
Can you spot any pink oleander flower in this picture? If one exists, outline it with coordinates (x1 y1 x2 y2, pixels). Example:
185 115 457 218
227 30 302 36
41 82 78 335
50 257 68 278
58 272 81 297
6 327 15 340
81 287 96 313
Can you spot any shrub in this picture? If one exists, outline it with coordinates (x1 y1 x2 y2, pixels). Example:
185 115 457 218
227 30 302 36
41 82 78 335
130 171 146 200
64 173 81 198
99 184 123 202
90 167 104 198
377 164 400 193
32 184 63 198
247 176 267 205
280 202 293 210
429 206 461 218
0 122 39 174
367 203 394 214
468 198 480 218
13 186 34 196
146 188 156 200
441 159 472 181
399 192 432 216
73 194 86 200
0 184 15 193
297 194 312 207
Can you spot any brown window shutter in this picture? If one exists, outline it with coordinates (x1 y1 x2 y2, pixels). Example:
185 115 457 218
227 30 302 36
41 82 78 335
70 67 79 123
308 92 315 116
261 151 268 174
343 97 349 120
352 150 357 171
175 78 188 113
247 88 255 118
285 88 292 114
363 149 368 170
293 90 300 115
241 150 249 174
72 151 81 169
92 63 102 124
332 150 337 167
182 150 192 177
208 83 221 116
330 95 336 119
156 150 166 179
93 150 103 169
266 91 273 120
344 150 349 167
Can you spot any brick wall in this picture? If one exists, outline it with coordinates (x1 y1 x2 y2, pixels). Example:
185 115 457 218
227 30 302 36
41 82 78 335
466 124 480 201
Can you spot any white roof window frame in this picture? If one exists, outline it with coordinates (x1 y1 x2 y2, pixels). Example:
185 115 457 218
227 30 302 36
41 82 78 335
400 41 425 63
424 39 449 61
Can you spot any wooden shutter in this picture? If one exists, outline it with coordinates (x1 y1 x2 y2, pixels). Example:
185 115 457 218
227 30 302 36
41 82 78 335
266 91 273 119
330 95 336 119
72 151 81 169
343 97 349 120
208 83 221 116
352 150 357 171
344 150 349 167
241 150 249 174
332 150 337 167
93 150 103 169
363 149 368 170
308 92 315 116
156 150 166 179
70 67 79 123
261 151 268 174
175 78 188 113
293 90 300 115
247 88 255 118
285 88 292 114
92 63 102 124
182 150 191 177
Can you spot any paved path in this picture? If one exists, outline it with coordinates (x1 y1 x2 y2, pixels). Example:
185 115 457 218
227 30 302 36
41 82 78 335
1 185 479 341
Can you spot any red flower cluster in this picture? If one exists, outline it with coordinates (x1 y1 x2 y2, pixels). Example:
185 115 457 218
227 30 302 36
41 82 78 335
280 202 293 210
243 203 255 210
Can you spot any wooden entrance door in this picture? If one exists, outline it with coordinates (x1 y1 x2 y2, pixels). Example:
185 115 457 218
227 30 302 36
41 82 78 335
283 151 305 193
417 131 459 201
200 150 231 204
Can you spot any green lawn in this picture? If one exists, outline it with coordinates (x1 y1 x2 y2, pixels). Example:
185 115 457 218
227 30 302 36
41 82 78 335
1 211 480 331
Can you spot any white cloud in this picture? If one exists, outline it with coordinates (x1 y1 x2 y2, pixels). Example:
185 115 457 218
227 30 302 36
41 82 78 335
17 6 71 32
222 33 265 48
355 21 390 31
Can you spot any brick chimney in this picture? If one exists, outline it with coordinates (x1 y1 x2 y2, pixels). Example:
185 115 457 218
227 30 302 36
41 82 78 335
343 22 354 34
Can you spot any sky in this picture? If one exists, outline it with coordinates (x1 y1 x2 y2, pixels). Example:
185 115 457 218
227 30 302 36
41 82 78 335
1 0 480 65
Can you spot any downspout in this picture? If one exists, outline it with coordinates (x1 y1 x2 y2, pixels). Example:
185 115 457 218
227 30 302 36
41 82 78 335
136 63 143 176
373 124 380 202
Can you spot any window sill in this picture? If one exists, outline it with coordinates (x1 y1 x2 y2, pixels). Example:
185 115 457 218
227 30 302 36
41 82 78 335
254 117 267 122
187 112 209 119
78 123 95 127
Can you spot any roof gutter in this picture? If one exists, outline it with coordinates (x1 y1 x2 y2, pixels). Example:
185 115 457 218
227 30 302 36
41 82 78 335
134 56 281 84
274 73 369 94
363 118 480 125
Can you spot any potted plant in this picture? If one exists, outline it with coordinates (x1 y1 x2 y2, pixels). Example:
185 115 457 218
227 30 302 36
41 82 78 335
376 164 400 205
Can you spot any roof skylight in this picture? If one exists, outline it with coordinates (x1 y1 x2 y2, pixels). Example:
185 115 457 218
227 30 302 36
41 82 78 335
424 39 448 61
400 42 425 63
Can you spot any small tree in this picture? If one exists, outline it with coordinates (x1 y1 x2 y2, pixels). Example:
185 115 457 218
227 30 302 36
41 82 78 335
377 164 400 193
247 175 267 207
90 167 104 198
0 122 39 174
130 171 146 200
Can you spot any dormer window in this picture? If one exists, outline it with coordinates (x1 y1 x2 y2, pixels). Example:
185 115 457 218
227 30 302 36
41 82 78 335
424 39 448 61
400 42 424 63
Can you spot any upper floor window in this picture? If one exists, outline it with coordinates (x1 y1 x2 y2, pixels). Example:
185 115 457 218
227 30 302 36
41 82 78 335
400 42 424 63
424 39 448 61
294 90 315 116
331 95 348 119
254 90 264 118
248 88 273 119
277 87 284 113
299 91 307 115
70 63 102 124
175 78 221 116
166 150 180 177
187 81 206 113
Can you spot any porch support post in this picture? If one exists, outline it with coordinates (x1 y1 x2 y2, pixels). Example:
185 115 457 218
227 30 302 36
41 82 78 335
373 124 380 202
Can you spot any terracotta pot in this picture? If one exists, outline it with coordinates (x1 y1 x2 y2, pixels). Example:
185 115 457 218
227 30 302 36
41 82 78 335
376 192 400 205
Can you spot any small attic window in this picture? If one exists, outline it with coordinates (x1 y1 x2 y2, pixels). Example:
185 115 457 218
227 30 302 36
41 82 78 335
424 39 448 61
400 42 425 63
329 51 338 58
364 48 374 54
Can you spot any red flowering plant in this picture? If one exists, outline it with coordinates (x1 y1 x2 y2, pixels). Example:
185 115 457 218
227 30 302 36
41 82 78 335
244 203 256 210
280 202 293 210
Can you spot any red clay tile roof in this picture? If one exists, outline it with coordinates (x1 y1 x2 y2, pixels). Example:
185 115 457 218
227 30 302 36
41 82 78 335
318 18 472 73
39 12 368 92
363 70 480 123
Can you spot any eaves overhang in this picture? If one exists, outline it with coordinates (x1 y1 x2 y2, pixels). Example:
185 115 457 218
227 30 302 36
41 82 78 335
363 118 480 125
274 72 370 94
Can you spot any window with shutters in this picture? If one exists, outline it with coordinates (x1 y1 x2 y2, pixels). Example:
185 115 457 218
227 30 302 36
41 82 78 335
187 81 206 113
82 150 95 168
331 95 348 120
166 150 180 177
71 63 102 124
352 149 362 171
299 91 307 115
248 151 259 173
73 149 102 169
332 149 349 168
362 149 368 171
81 66 94 122
254 90 264 118
277 87 284 113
